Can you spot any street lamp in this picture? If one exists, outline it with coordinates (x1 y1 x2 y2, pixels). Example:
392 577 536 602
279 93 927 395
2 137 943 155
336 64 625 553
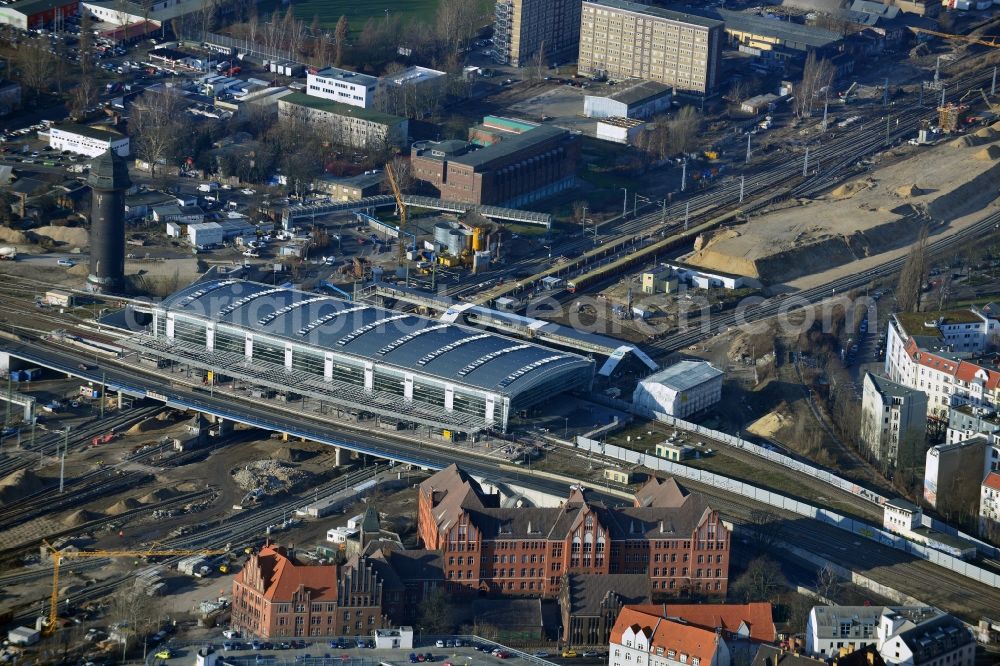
619 187 628 218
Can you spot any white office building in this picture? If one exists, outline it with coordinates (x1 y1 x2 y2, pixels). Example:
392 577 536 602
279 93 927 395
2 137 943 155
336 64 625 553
49 124 129 158
306 67 378 109
632 360 723 419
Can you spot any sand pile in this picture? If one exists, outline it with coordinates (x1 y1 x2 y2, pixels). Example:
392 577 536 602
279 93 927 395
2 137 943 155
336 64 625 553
0 469 46 503
63 509 101 526
894 184 924 198
33 225 89 247
830 180 871 199
975 145 1000 160
272 446 312 462
140 488 177 503
976 127 997 138
176 482 200 492
0 227 29 244
105 498 140 515
746 411 786 439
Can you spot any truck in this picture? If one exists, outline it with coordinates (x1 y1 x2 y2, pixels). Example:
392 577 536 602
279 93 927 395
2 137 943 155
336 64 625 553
0 247 16 260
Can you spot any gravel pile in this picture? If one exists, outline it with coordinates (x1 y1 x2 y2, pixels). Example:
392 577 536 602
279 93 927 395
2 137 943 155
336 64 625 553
233 459 307 494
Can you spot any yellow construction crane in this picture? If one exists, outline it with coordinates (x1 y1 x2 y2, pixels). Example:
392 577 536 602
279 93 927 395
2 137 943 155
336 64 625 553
385 163 408 266
42 540 228 635
909 26 1000 48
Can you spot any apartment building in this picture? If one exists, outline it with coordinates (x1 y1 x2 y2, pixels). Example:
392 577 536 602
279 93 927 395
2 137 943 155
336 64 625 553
306 67 378 109
884 308 1000 419
418 466 731 599
609 607 732 666
806 605 973 666
980 472 1000 539
578 0 723 94
493 0 583 67
859 373 928 475
278 93 408 150
923 436 991 515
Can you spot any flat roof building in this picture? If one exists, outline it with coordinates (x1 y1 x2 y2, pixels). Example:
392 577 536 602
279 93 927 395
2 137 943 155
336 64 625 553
307 66 379 109
585 81 672 120
410 117 577 207
279 93 408 150
49 124 129 158
632 360 723 419
860 373 928 476
493 0 583 67
130 279 595 434
579 0 724 94
0 0 78 30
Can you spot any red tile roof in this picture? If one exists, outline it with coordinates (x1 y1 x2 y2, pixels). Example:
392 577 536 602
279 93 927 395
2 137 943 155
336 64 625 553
904 338 1000 390
611 607 722 666
627 602 776 642
236 545 339 602
984 472 1000 492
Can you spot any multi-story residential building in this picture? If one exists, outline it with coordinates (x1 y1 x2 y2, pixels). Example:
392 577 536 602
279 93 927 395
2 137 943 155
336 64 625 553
410 116 577 207
884 308 1000 419
980 472 1000 541
807 606 972 666
578 0 724 94
859 373 928 475
417 466 730 599
946 402 1000 444
609 606 731 666
492 0 583 67
307 67 378 109
278 93 408 150
231 544 388 639
923 436 991 515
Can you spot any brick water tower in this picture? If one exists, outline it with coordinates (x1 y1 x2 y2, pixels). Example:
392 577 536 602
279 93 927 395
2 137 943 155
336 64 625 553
86 149 130 292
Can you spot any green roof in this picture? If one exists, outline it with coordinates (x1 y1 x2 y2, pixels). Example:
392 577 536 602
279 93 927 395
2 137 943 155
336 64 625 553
53 123 124 142
895 309 984 337
280 93 404 126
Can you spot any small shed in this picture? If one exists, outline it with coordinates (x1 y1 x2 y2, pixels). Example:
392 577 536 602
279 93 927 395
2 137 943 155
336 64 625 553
8 626 40 646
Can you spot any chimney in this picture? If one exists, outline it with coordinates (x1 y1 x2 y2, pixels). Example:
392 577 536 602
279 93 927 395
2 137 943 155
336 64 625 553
659 520 664 533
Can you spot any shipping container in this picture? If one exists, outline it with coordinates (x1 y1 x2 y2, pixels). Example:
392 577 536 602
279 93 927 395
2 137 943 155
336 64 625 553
23 368 42 381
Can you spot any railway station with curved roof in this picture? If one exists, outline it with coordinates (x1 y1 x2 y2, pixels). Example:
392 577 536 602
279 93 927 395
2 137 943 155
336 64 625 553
130 279 595 433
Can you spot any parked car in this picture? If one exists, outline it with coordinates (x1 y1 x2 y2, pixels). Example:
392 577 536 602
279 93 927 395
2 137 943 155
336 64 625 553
56 258 75 267
532 651 550 658
410 654 420 663
223 630 240 639
436 640 446 648
562 650 578 658
582 651 602 658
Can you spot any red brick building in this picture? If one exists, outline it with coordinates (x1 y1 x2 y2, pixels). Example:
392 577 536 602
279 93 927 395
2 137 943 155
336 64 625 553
409 116 578 207
417 465 731 599
231 544 389 639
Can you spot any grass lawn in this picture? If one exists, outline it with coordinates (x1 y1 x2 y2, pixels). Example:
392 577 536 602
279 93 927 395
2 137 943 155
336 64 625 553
279 0 441 29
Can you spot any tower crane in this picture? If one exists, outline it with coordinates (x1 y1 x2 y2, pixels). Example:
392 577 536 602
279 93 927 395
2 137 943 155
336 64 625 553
908 26 1000 49
42 540 228 635
385 162 408 266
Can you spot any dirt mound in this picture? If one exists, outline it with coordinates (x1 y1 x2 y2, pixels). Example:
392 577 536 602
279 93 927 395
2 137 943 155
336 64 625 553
176 482 201 492
746 411 786 438
830 180 871 199
0 468 46 503
928 159 1000 219
976 127 998 139
272 446 313 462
33 225 89 248
105 498 140 515
894 183 924 198
0 227 29 244
63 509 101 526
139 488 177 503
975 145 1000 160
127 417 169 434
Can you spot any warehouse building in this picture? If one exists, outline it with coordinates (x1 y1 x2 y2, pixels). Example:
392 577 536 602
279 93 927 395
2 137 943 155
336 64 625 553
0 0 78 30
578 0 723 94
632 360 722 419
278 93 408 150
584 81 672 119
130 279 595 433
49 124 129 158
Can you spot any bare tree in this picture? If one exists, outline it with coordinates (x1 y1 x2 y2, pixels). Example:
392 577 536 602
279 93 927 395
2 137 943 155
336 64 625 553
795 51 834 118
435 0 479 57
532 40 547 82
15 37 55 97
334 15 348 66
814 565 841 602
110 583 160 660
668 105 701 155
733 556 787 603
747 508 783 556
897 225 929 313
69 79 99 120
129 88 186 179
383 155 413 193
727 77 757 105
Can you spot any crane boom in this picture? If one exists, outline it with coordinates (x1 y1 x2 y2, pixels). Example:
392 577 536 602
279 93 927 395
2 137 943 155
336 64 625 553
385 164 407 266
42 540 227 635
909 26 1000 48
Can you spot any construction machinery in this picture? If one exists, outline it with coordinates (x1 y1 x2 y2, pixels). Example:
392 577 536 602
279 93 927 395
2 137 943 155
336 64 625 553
839 81 859 104
958 87 1000 112
938 102 969 132
385 163 407 266
42 540 228 635
909 26 1000 49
